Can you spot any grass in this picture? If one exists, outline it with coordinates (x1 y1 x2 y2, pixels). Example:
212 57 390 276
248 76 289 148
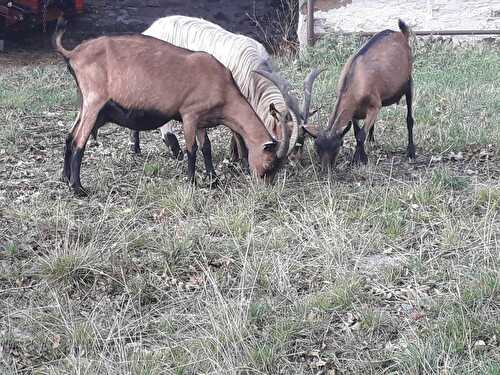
0 34 499 374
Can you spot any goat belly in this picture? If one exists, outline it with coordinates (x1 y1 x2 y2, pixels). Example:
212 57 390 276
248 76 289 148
102 101 174 131
381 90 405 107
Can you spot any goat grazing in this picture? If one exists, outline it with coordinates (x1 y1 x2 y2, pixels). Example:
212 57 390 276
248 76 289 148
53 19 294 196
129 15 322 163
303 19 415 168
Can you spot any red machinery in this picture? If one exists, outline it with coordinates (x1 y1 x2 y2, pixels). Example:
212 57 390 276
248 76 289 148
0 0 84 32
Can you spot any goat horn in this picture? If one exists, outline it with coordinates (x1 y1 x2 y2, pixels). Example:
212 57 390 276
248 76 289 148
276 112 291 160
302 68 324 124
253 69 303 123
287 111 301 156
254 69 302 156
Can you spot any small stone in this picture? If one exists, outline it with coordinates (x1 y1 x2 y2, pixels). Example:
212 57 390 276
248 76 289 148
449 151 463 161
306 349 320 357
315 358 326 368
400 303 413 313
473 340 486 352
350 321 361 331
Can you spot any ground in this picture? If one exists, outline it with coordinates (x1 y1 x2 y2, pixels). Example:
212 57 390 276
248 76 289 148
74 0 288 45
0 35 499 374
2 0 295 51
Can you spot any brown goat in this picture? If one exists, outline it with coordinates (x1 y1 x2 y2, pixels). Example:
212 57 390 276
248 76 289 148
53 19 294 196
304 20 415 168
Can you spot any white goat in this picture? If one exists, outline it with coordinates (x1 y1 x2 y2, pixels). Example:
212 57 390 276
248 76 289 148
129 15 321 163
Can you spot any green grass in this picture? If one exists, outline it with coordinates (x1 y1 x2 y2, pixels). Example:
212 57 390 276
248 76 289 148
0 36 499 374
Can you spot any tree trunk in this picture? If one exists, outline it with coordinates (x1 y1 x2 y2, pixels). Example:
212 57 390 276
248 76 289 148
307 0 315 46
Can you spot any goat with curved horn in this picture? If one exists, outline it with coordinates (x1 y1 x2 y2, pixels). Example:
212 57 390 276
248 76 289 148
121 16 322 172
254 67 323 156
307 20 415 170
254 70 301 156
302 68 324 124
253 69 303 122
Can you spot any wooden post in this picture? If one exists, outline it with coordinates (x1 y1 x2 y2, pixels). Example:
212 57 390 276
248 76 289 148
307 0 315 47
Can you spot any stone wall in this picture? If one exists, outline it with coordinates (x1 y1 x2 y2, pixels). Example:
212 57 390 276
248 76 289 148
298 0 500 47
72 0 284 45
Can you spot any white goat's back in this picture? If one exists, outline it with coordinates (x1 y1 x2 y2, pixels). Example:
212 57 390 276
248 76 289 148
143 15 287 136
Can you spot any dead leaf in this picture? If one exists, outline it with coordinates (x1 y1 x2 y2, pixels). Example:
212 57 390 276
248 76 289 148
385 341 395 351
488 335 497 346
409 311 426 321
350 321 361 331
306 349 320 358
473 340 486 352
52 334 61 349
314 358 326 368
186 274 205 290
449 151 463 161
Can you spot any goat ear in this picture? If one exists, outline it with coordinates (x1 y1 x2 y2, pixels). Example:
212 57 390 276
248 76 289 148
263 140 278 152
269 103 280 121
302 124 320 138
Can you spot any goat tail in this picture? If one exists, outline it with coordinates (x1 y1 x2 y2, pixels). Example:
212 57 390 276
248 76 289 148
398 19 411 39
53 16 72 59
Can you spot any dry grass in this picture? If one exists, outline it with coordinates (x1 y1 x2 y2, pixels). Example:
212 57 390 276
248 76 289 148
0 36 499 374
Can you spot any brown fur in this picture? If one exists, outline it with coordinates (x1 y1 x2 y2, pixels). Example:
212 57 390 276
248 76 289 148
305 20 415 168
54 21 290 195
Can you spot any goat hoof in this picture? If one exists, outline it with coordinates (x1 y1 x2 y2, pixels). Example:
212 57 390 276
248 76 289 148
407 145 416 159
320 164 335 174
353 150 368 165
71 185 88 197
129 144 141 154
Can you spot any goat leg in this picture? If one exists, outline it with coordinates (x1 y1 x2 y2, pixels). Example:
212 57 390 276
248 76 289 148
70 146 88 197
61 111 82 183
352 117 370 165
196 129 218 186
129 130 141 154
183 118 198 184
352 119 368 165
232 133 249 173
368 126 375 143
164 133 183 160
229 134 239 162
160 123 183 160
69 105 103 196
62 133 74 183
405 78 416 159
